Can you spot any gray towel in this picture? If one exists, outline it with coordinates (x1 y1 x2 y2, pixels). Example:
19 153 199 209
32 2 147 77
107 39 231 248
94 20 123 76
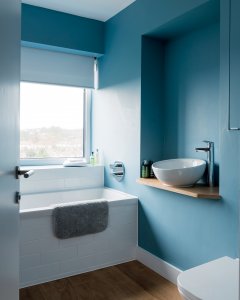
52 201 109 239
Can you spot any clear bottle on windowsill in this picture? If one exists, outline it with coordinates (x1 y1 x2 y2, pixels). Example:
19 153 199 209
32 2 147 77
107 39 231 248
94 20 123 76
90 152 95 166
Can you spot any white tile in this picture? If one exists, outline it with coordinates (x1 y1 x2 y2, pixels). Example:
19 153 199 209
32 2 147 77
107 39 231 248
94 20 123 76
88 244 136 268
20 254 41 269
90 226 111 238
108 230 136 245
20 219 52 242
41 246 78 265
20 236 60 251
20 216 49 229
109 223 137 245
59 233 94 248
60 255 94 274
21 168 65 182
77 241 97 258
62 167 89 178
109 212 137 230
21 263 60 284
40 236 60 252
20 237 60 258
64 166 104 189
109 205 137 227
20 179 65 194
63 178 85 189
64 177 102 189
20 240 42 256
20 165 104 194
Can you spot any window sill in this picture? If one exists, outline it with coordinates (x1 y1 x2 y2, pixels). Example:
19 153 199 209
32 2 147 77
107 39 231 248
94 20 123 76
20 164 103 171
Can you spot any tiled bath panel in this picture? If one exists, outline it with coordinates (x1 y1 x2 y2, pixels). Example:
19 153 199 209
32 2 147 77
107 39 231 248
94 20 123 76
20 200 138 287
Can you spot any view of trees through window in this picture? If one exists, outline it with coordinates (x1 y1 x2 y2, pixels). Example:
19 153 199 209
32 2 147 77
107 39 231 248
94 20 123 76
20 82 84 159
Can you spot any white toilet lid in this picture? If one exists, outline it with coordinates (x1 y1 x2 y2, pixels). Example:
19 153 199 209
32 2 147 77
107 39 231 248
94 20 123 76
177 257 239 300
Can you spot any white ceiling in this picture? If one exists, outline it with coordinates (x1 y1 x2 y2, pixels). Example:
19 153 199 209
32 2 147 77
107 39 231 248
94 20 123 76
22 0 136 21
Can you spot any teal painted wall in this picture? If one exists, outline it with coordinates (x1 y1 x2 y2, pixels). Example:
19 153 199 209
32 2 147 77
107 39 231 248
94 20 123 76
163 23 220 178
141 23 220 182
220 0 240 265
92 0 239 270
21 4 104 56
139 23 224 270
141 36 165 163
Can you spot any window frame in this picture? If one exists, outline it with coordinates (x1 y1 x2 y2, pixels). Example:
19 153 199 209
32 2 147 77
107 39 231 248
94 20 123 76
20 82 91 166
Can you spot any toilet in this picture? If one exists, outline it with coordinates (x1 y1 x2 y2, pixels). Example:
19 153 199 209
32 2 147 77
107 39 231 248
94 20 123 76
177 256 238 300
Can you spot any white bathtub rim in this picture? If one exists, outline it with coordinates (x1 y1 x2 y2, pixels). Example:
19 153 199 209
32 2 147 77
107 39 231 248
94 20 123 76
21 186 137 199
20 198 138 218
20 187 138 218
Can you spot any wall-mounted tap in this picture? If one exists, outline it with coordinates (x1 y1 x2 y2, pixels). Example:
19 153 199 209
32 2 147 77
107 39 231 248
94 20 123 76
109 161 125 182
195 141 214 187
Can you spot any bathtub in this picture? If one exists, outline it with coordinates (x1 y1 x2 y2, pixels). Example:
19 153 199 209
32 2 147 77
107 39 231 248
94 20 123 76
20 188 138 287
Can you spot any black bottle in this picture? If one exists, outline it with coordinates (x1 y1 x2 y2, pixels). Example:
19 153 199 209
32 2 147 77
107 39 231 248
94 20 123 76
149 161 155 178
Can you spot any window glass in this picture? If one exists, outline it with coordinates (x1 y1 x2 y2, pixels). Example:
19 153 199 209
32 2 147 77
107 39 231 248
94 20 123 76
20 82 85 160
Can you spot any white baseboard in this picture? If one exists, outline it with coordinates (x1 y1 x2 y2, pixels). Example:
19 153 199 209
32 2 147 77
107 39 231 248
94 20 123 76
136 247 182 285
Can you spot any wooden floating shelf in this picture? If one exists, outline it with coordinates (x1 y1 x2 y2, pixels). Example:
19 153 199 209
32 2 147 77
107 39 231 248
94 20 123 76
137 178 221 200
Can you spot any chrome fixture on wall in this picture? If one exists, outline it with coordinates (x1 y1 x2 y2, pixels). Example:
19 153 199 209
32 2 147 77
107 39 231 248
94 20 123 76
109 161 125 182
195 141 214 187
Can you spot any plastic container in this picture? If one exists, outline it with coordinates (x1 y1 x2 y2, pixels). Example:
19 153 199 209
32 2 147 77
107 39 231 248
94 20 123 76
90 152 95 165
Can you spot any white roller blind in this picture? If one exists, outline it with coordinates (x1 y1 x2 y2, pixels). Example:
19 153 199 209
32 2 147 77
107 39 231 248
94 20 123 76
21 47 95 88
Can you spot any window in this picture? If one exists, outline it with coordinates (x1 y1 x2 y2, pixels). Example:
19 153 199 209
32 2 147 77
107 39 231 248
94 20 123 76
20 82 91 165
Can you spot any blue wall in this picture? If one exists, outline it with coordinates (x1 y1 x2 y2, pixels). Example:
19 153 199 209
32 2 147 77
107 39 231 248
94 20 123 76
92 0 238 270
163 24 220 173
21 4 104 56
141 37 165 163
141 23 220 178
220 0 240 264
139 23 224 270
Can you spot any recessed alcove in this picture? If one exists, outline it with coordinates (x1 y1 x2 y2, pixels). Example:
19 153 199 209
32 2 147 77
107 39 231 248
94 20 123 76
140 1 220 192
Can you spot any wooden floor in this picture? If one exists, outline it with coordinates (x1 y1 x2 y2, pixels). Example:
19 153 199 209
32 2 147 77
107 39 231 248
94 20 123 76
20 261 182 300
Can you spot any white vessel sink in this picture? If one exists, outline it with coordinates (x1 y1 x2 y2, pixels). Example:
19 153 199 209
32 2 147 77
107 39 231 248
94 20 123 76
152 158 206 187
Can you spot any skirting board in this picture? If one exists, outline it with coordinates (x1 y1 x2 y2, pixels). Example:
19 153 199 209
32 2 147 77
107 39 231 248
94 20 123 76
136 247 182 285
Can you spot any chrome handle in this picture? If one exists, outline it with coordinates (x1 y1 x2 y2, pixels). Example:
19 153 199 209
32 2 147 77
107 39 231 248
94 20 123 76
195 147 209 152
23 170 34 178
196 141 214 151
110 161 125 182
16 167 35 179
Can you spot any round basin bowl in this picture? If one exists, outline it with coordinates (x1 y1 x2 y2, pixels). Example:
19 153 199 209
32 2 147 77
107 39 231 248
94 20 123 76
152 158 206 187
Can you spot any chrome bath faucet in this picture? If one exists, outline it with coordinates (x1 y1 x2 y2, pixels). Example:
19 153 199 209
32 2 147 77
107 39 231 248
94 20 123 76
195 141 214 187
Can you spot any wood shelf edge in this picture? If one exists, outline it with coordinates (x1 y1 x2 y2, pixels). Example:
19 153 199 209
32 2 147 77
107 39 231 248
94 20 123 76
136 178 221 200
